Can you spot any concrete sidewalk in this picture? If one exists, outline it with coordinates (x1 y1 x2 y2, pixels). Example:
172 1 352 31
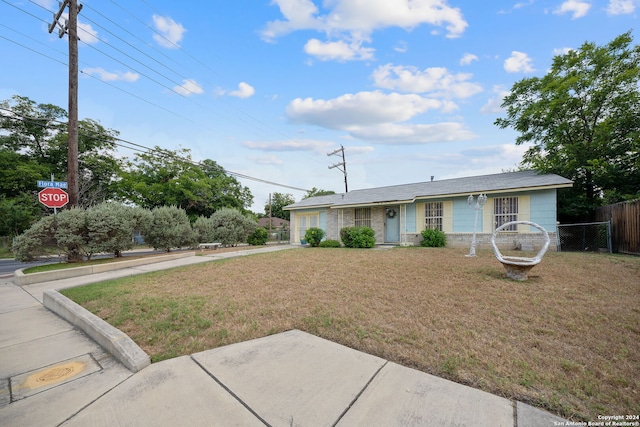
0 246 567 426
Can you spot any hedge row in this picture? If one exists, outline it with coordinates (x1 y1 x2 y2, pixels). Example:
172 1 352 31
12 204 260 262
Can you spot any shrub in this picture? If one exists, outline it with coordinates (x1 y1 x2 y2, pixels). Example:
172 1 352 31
340 227 353 248
319 239 341 248
304 227 325 247
141 206 197 251
420 228 447 247
247 227 268 245
340 226 375 248
54 208 90 261
11 215 57 262
192 216 217 243
85 202 138 257
208 207 257 247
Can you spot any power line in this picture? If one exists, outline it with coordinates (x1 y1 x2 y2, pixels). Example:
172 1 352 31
0 107 311 192
1 0 330 187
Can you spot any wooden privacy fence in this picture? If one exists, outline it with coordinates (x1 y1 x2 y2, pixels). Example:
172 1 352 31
595 199 640 255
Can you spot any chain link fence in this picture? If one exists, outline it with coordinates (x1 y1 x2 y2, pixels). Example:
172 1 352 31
267 229 289 244
556 221 612 253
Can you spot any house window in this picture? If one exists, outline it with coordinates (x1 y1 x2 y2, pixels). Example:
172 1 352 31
297 213 319 240
425 202 443 231
494 197 518 231
355 208 371 227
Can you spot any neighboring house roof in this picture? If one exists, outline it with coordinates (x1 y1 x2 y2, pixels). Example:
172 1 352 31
285 170 573 210
258 217 290 228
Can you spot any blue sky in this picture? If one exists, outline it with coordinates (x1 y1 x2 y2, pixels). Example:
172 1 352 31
1 0 637 212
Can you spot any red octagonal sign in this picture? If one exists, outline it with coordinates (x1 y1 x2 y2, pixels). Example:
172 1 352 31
39 187 69 208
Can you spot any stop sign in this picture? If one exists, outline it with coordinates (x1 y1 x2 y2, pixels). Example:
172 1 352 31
39 187 69 208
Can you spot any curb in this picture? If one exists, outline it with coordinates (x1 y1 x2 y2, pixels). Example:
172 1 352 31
15 251 195 286
43 289 151 373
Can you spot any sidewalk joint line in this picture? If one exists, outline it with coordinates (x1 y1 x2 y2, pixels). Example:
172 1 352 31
332 360 388 427
190 355 272 427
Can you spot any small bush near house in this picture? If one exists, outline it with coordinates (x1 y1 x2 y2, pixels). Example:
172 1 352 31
247 228 268 245
421 228 446 247
319 239 341 248
340 226 375 248
304 227 325 247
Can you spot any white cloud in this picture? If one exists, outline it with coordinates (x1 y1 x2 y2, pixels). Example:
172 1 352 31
152 15 186 49
372 64 483 100
286 91 476 144
287 91 442 130
554 0 591 19
262 0 467 62
346 122 476 144
229 82 255 98
82 68 139 82
606 0 636 14
393 41 408 53
172 79 203 96
552 47 573 56
242 139 335 153
480 86 510 114
304 38 374 61
514 0 536 9
504 51 535 73
77 20 99 44
52 13 99 44
460 53 478 66
263 0 468 40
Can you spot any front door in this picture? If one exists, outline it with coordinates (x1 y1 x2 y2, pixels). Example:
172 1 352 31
385 206 400 242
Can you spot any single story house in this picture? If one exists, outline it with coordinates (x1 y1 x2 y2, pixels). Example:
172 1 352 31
284 170 573 250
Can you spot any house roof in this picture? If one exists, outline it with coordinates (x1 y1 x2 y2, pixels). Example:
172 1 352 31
284 170 573 210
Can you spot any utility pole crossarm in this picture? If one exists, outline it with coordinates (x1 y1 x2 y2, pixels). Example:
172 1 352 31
48 0 69 34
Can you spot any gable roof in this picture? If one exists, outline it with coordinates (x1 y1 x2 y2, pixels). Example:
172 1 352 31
285 170 572 210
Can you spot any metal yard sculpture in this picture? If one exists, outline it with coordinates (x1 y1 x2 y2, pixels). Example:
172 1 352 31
490 221 550 280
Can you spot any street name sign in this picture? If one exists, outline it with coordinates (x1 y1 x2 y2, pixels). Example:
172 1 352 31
37 180 68 189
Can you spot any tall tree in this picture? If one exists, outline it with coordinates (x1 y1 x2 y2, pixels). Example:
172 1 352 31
495 32 640 220
117 147 253 219
265 192 295 221
303 187 336 199
0 96 123 234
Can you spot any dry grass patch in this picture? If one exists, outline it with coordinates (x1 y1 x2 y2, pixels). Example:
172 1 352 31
62 247 640 421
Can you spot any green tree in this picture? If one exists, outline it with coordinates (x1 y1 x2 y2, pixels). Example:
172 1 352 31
0 96 124 237
60 119 123 207
303 187 336 199
117 147 252 219
0 194 42 238
265 192 295 221
495 32 640 220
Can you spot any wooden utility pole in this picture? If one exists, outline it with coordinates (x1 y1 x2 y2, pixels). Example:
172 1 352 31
327 145 348 193
49 0 80 208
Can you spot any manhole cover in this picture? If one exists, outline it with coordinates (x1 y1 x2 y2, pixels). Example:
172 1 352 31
10 354 102 401
25 362 85 388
